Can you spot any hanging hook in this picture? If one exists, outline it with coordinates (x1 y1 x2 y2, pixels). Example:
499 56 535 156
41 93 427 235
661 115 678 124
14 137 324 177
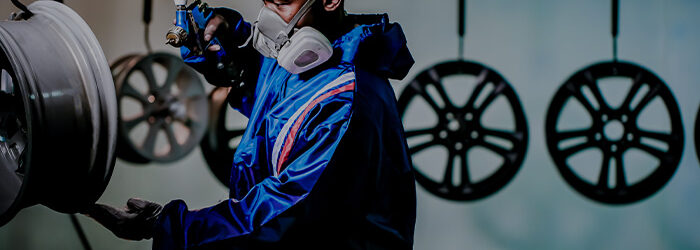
143 0 153 25
143 0 153 53
611 0 619 62
457 0 466 60
11 0 34 19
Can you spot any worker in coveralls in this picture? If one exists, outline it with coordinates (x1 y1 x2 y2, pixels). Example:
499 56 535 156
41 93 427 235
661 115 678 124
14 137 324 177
86 0 417 249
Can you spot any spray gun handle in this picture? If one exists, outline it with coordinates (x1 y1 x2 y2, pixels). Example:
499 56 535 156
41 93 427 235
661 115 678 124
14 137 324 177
190 2 229 67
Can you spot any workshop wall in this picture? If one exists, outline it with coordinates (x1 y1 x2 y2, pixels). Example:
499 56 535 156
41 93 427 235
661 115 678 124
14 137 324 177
1 0 699 249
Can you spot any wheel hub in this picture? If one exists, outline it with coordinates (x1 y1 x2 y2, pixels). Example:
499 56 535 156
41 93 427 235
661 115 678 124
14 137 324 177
603 120 625 142
150 93 185 119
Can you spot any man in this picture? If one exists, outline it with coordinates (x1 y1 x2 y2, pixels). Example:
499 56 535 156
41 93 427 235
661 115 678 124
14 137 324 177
87 0 416 248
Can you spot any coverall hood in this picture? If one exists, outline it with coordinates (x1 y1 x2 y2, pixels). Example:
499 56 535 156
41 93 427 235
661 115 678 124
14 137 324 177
334 14 415 81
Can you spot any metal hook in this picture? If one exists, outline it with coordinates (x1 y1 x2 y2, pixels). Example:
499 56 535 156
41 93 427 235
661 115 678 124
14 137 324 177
143 0 153 52
11 0 33 19
457 0 466 60
611 0 619 62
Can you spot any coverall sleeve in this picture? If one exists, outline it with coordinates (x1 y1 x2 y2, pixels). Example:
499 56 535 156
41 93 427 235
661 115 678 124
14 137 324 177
152 88 355 249
181 7 262 116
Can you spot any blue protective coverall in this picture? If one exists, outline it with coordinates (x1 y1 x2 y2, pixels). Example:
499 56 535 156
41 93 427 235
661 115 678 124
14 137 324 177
153 10 416 249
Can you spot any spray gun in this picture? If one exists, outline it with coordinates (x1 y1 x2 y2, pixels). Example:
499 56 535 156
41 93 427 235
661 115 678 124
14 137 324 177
166 0 228 69
165 0 189 48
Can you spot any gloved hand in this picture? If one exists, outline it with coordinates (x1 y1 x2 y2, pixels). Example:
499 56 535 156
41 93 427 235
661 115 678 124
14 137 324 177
202 13 227 52
84 198 162 241
178 7 259 87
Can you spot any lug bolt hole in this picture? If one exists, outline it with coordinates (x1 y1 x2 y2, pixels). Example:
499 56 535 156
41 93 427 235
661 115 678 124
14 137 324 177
465 113 473 121
439 131 448 139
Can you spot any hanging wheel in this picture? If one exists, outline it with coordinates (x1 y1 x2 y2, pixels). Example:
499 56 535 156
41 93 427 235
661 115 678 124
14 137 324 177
546 61 684 204
200 87 247 187
695 105 699 165
110 55 150 163
0 1 117 225
398 60 528 201
112 53 209 163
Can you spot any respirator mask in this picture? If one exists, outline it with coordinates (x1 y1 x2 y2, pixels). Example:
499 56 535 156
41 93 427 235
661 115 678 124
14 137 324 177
242 0 333 74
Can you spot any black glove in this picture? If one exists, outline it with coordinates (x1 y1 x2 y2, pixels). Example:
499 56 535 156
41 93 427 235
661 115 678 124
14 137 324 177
181 7 261 88
84 198 162 241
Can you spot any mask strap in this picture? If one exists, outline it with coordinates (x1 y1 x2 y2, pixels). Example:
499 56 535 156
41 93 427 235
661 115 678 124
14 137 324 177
239 20 257 48
283 0 316 36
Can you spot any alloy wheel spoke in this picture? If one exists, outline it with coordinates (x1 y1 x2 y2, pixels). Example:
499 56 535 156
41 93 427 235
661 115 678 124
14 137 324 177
441 151 456 186
162 58 184 91
631 84 660 116
567 83 598 116
560 140 594 158
163 122 182 154
427 68 455 109
637 129 673 144
620 73 644 110
121 82 148 104
410 140 440 154
477 139 512 163
458 154 472 188
405 127 436 138
142 119 164 154
614 154 627 189
630 140 666 159
136 62 158 91
597 152 612 188
124 114 149 130
583 72 609 111
464 70 491 111
475 81 506 113
481 128 521 144
555 128 593 142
